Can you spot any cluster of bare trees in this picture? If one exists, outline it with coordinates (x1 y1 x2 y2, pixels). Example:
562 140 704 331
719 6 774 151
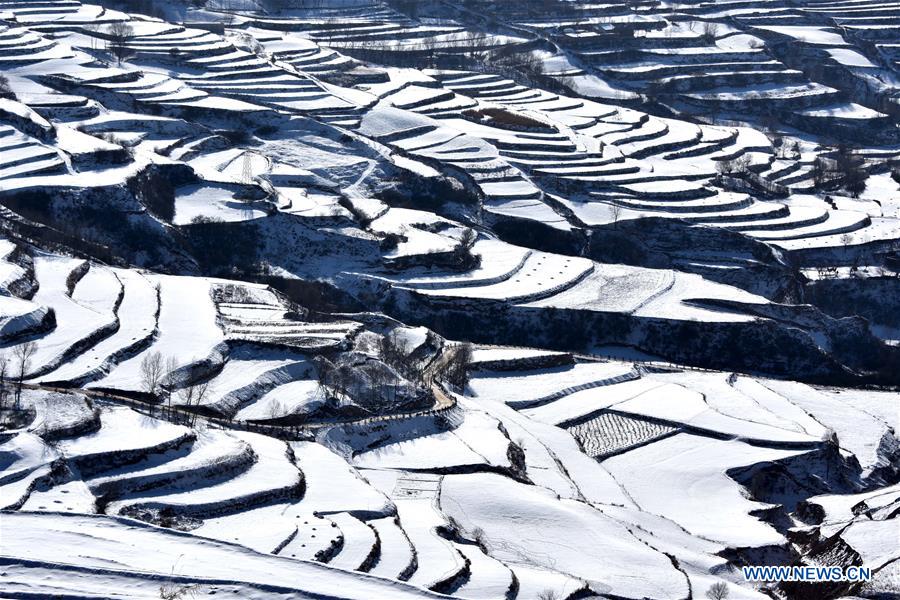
308 331 474 416
715 154 752 176
312 333 424 414
0 342 38 413
313 355 363 406
441 342 473 390
140 351 211 426
699 21 719 44
810 146 869 197
108 22 135 65
0 74 13 100
331 30 498 69
490 50 545 80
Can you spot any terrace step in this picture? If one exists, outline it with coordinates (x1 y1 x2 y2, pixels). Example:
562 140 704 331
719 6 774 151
746 211 871 241
507 369 641 410
452 541 516 600
617 181 717 200
39 268 158 387
368 516 417 580
324 513 379 571
108 432 303 520
722 205 830 232
0 145 60 173
87 430 255 499
396 500 467 591
609 194 754 214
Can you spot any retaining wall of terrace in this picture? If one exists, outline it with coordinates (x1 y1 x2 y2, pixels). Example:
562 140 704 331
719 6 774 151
388 289 872 386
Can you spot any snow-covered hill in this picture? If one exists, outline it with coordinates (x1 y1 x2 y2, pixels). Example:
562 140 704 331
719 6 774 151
0 0 898 598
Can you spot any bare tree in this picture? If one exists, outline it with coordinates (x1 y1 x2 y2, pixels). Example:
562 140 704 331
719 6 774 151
332 364 356 404
164 356 179 413
178 378 211 427
266 398 285 420
0 353 8 411
609 202 622 227
313 355 332 402
537 590 559 600
84 23 102 51
13 342 37 409
379 331 405 371
140 351 165 400
811 156 829 189
706 582 729 600
840 233 853 252
107 22 135 65
451 228 479 270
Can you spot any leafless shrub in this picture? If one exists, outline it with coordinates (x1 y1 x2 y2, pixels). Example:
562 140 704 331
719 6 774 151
159 582 197 600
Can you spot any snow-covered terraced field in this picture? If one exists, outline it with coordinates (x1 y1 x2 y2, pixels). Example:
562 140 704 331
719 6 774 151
0 0 898 598
0 341 897 599
88 275 224 391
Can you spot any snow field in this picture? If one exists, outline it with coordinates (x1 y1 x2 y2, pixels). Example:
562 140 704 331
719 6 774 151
174 182 269 225
439 472 688 598
0 511 443 599
194 346 312 417
396 497 466 590
0 432 57 509
416 251 594 303
56 406 193 471
603 434 806 547
756 379 899 477
235 378 322 421
24 389 97 441
463 392 635 506
451 540 515 599
0 295 49 341
272 511 342 562
291 441 393 515
86 428 252 500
